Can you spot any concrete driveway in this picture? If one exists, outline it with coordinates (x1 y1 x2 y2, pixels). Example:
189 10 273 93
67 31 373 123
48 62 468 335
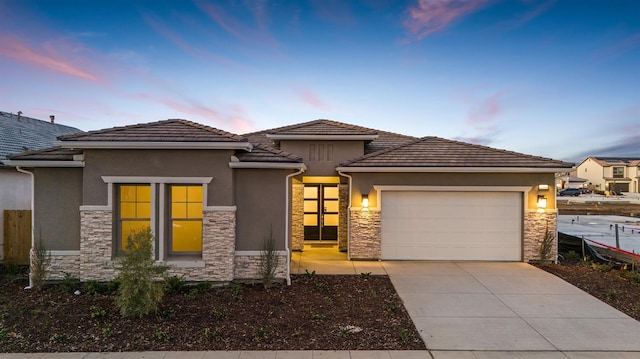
383 261 640 354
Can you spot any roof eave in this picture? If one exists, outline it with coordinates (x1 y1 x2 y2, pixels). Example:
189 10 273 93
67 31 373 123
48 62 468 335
229 162 307 170
265 134 378 141
2 160 85 168
57 141 252 150
335 166 575 173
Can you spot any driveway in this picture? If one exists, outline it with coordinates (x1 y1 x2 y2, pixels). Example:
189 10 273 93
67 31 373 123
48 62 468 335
383 261 640 353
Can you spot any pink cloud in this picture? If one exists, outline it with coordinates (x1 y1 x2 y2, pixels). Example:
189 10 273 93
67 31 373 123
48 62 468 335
499 0 555 30
195 0 277 46
142 13 248 69
0 35 100 82
453 88 508 145
404 0 492 40
467 90 506 125
293 86 330 111
132 93 256 134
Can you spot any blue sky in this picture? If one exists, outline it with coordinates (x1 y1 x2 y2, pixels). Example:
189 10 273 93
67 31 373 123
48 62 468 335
1 0 638 162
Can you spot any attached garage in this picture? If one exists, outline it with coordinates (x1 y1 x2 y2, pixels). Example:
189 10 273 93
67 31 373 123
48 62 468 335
380 190 523 261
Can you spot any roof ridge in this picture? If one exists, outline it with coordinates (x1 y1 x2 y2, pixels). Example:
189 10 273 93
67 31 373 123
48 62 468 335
432 136 568 163
243 119 378 136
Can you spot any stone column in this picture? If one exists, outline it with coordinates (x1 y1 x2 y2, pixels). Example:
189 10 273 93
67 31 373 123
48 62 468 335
338 184 349 252
291 184 304 251
79 209 116 281
523 210 558 262
348 208 381 259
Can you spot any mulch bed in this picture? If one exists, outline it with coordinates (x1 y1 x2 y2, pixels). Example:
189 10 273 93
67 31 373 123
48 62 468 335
0 268 425 352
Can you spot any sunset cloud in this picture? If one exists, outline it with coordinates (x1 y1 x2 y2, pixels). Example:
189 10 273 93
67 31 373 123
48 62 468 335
499 0 555 30
133 93 256 134
404 0 492 40
0 35 100 82
195 0 277 46
293 86 330 111
453 89 507 145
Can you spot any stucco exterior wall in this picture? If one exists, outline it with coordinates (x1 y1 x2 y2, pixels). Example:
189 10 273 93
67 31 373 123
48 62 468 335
34 168 83 251
234 168 289 251
577 158 606 191
0 169 31 262
280 140 364 176
82 149 235 206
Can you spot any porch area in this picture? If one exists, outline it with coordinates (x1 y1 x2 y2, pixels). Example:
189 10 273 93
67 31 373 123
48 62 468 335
289 243 386 275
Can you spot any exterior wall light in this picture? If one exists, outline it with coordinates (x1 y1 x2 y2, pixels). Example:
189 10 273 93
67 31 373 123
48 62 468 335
361 194 369 209
537 195 547 209
538 184 549 191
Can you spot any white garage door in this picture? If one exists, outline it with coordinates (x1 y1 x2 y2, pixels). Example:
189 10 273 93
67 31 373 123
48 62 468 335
381 191 522 261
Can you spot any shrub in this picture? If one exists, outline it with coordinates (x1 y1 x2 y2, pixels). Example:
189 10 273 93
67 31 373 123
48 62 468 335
165 275 187 294
114 228 168 318
30 238 50 290
259 229 279 289
59 272 80 293
538 220 556 263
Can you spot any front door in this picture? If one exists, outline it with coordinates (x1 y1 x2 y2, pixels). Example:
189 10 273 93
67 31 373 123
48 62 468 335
303 184 339 240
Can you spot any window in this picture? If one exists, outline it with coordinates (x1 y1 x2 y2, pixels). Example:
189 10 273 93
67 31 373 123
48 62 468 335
613 167 624 178
117 184 151 252
169 185 203 256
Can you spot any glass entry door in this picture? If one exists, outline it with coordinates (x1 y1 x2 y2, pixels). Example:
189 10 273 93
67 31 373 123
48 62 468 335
303 184 339 241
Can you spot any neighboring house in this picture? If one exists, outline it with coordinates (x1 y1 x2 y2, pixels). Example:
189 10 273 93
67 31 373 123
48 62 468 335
3 119 573 282
555 173 588 190
0 111 80 262
576 157 640 193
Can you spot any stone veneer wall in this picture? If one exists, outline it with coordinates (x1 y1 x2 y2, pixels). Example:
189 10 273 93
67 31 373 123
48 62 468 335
47 254 81 280
233 253 288 280
349 208 381 259
168 209 236 281
338 184 349 252
291 184 304 251
79 209 116 281
523 210 558 262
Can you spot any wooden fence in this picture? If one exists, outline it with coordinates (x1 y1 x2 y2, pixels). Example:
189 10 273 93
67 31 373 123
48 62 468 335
3 210 31 265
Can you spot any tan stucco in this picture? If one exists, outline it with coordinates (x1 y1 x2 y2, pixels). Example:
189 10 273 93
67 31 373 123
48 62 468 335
280 140 364 176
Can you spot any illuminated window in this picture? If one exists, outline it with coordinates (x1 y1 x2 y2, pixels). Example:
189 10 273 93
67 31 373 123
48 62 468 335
169 185 203 256
117 184 151 252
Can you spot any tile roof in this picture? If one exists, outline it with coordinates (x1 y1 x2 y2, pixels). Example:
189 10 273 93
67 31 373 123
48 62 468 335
243 119 415 154
235 144 303 163
590 157 640 166
340 136 574 168
60 119 247 143
8 147 82 161
0 111 81 166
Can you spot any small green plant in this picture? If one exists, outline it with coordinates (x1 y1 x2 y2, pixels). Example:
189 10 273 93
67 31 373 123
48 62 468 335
324 296 334 306
311 312 326 321
114 228 168 318
160 306 177 319
385 300 398 312
0 327 8 342
592 262 614 273
231 281 243 301
84 280 110 296
49 333 69 343
59 272 80 293
165 275 187 294
304 269 317 278
369 288 378 298
399 328 409 343
628 271 640 284
196 281 212 293
606 290 618 301
359 272 371 279
315 281 328 292
259 229 280 289
337 325 362 337
292 328 303 337
30 238 51 290
155 328 169 341
538 220 556 263
212 308 228 319
564 250 581 262
90 305 106 318
254 327 270 339
101 324 113 337
203 327 216 339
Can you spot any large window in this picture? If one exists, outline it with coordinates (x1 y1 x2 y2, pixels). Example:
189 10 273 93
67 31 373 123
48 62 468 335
169 185 203 256
117 184 151 252
613 167 624 178
114 181 205 260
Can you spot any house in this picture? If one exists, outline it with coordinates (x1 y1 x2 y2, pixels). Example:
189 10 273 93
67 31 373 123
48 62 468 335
554 173 588 190
0 111 80 262
3 119 573 282
576 157 640 193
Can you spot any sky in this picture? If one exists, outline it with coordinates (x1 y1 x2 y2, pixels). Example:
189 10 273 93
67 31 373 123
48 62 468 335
1 0 639 162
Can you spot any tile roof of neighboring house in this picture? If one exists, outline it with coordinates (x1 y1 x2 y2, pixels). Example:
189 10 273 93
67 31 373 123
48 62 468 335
60 119 247 143
0 111 81 167
235 144 303 163
590 157 640 166
340 136 574 168
243 119 416 154
8 147 82 161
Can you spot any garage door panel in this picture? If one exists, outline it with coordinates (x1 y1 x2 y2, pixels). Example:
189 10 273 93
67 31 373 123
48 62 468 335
381 191 522 261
